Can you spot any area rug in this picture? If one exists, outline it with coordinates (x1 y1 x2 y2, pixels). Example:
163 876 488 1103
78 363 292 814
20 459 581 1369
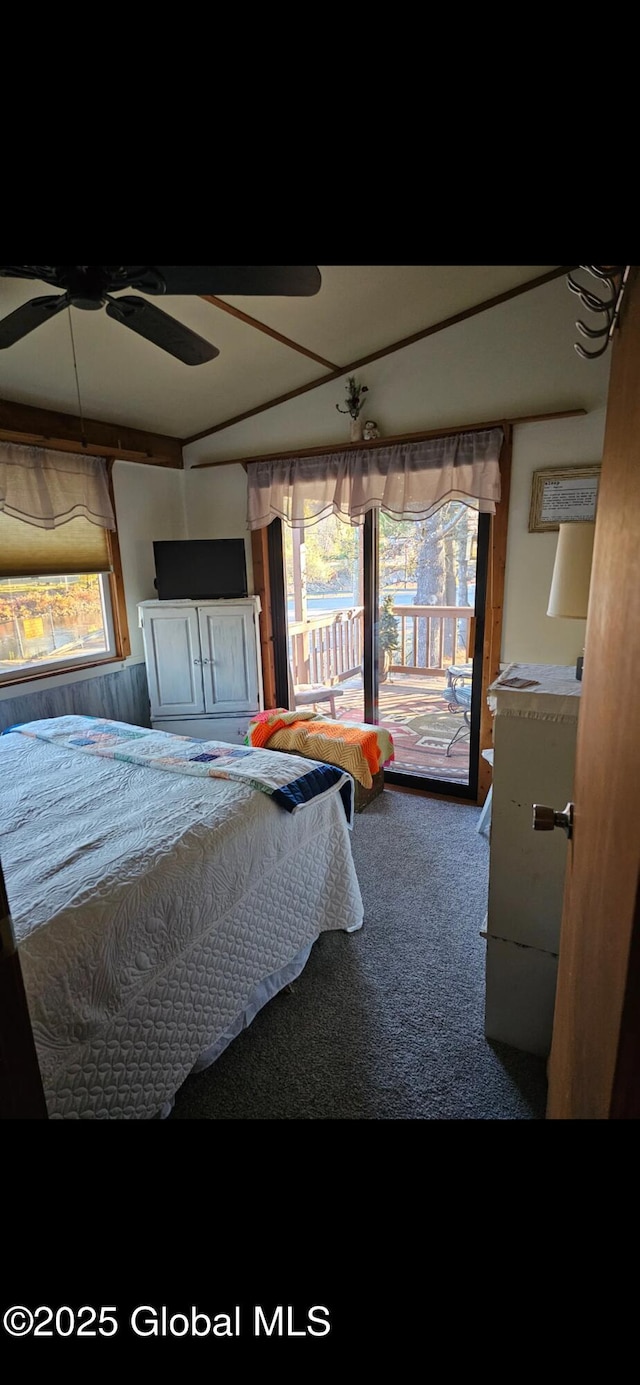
334 682 470 778
406 707 468 748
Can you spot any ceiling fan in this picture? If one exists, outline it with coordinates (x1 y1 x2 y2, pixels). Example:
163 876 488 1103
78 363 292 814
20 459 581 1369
0 265 322 366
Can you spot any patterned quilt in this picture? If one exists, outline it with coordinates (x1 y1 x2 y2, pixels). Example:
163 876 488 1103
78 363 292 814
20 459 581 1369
247 708 395 789
6 716 355 824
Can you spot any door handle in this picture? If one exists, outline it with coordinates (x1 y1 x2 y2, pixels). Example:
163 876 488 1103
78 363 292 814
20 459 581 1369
532 802 574 839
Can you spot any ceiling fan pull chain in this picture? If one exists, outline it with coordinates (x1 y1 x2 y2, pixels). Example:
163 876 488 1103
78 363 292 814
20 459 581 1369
68 309 87 448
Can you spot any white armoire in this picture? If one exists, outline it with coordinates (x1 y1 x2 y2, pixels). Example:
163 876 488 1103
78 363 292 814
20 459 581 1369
483 663 582 1058
138 597 264 744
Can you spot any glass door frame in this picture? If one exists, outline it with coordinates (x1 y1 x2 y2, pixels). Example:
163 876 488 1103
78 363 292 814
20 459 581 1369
381 511 490 802
267 507 490 803
363 509 379 725
267 518 291 709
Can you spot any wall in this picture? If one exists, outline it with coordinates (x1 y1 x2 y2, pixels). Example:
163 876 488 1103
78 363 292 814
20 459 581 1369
502 408 607 665
181 462 253 593
182 276 612 666
0 661 150 735
111 460 187 659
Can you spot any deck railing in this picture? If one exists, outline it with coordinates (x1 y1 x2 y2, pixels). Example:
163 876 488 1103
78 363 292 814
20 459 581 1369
288 607 364 687
289 603 474 686
391 605 473 675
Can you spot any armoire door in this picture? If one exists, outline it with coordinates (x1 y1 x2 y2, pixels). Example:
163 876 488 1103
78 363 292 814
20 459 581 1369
198 604 259 714
142 605 205 718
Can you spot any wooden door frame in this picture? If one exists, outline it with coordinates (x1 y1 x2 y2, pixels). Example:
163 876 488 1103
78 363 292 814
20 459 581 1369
251 423 511 805
546 267 640 1119
478 423 512 804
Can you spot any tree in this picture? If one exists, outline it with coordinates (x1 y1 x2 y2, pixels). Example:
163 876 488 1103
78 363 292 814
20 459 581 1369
378 596 400 681
414 503 468 664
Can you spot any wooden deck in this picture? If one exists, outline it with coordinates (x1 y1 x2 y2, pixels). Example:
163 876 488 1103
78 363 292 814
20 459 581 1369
288 602 474 784
319 671 472 783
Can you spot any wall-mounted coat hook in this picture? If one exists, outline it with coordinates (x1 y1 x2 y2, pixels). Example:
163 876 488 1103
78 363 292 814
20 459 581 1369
567 266 632 359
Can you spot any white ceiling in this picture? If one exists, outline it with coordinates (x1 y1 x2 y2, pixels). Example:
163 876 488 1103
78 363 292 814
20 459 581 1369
0 266 559 440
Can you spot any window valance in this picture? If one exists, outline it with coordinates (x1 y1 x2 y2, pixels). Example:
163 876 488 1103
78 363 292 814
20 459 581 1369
0 441 115 578
247 427 503 530
0 441 115 531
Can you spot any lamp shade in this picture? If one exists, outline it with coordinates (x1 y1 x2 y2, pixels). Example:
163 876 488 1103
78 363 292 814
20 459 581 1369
547 521 595 618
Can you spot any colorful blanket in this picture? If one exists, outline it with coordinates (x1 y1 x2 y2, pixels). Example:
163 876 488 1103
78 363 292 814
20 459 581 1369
6 716 354 825
246 708 395 790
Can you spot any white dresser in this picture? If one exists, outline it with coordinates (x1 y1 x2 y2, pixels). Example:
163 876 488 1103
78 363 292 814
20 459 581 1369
484 663 582 1057
138 597 264 744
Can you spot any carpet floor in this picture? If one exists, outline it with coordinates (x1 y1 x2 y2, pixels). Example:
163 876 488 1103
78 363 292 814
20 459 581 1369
169 789 549 1120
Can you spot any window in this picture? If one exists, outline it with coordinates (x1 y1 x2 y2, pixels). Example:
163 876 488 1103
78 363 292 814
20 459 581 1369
0 443 128 685
0 572 117 682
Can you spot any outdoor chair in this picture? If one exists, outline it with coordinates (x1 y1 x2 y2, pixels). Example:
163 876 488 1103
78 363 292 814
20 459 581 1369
288 660 344 720
293 685 345 718
445 664 472 756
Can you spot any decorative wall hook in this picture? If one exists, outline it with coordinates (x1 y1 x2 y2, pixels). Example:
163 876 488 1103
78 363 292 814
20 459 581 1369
567 265 632 359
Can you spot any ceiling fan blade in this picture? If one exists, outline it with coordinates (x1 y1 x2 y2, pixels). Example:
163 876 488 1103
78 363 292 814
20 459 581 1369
105 296 220 366
0 265 63 287
0 293 70 349
122 265 322 297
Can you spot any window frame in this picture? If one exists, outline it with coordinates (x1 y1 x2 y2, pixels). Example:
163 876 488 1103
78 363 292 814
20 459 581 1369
0 457 131 689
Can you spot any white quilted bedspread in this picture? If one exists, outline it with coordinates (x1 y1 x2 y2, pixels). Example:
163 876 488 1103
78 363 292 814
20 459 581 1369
0 729 364 1119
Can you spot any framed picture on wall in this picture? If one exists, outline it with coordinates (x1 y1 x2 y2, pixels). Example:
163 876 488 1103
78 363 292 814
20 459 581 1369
529 464 601 533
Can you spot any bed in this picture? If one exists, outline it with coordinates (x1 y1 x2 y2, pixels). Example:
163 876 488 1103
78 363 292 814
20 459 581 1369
0 715 364 1120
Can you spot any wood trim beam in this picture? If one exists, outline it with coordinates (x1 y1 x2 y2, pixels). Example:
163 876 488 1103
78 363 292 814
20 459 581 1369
190 409 586 469
0 398 183 467
105 458 132 659
478 423 513 804
202 296 340 370
184 266 577 445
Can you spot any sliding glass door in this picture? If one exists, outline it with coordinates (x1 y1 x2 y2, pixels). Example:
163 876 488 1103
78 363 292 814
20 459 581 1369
282 512 365 725
274 504 489 799
376 504 488 794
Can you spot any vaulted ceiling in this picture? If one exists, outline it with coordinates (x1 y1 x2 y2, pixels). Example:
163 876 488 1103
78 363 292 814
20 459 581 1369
0 266 564 444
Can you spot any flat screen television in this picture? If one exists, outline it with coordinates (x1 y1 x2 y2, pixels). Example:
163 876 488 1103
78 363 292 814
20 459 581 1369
153 539 248 601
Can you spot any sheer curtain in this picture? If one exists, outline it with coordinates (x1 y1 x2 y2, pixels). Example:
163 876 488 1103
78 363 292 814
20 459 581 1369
247 427 503 529
0 440 115 530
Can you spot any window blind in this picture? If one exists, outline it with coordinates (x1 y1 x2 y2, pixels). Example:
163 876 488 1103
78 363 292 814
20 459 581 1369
0 509 112 577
